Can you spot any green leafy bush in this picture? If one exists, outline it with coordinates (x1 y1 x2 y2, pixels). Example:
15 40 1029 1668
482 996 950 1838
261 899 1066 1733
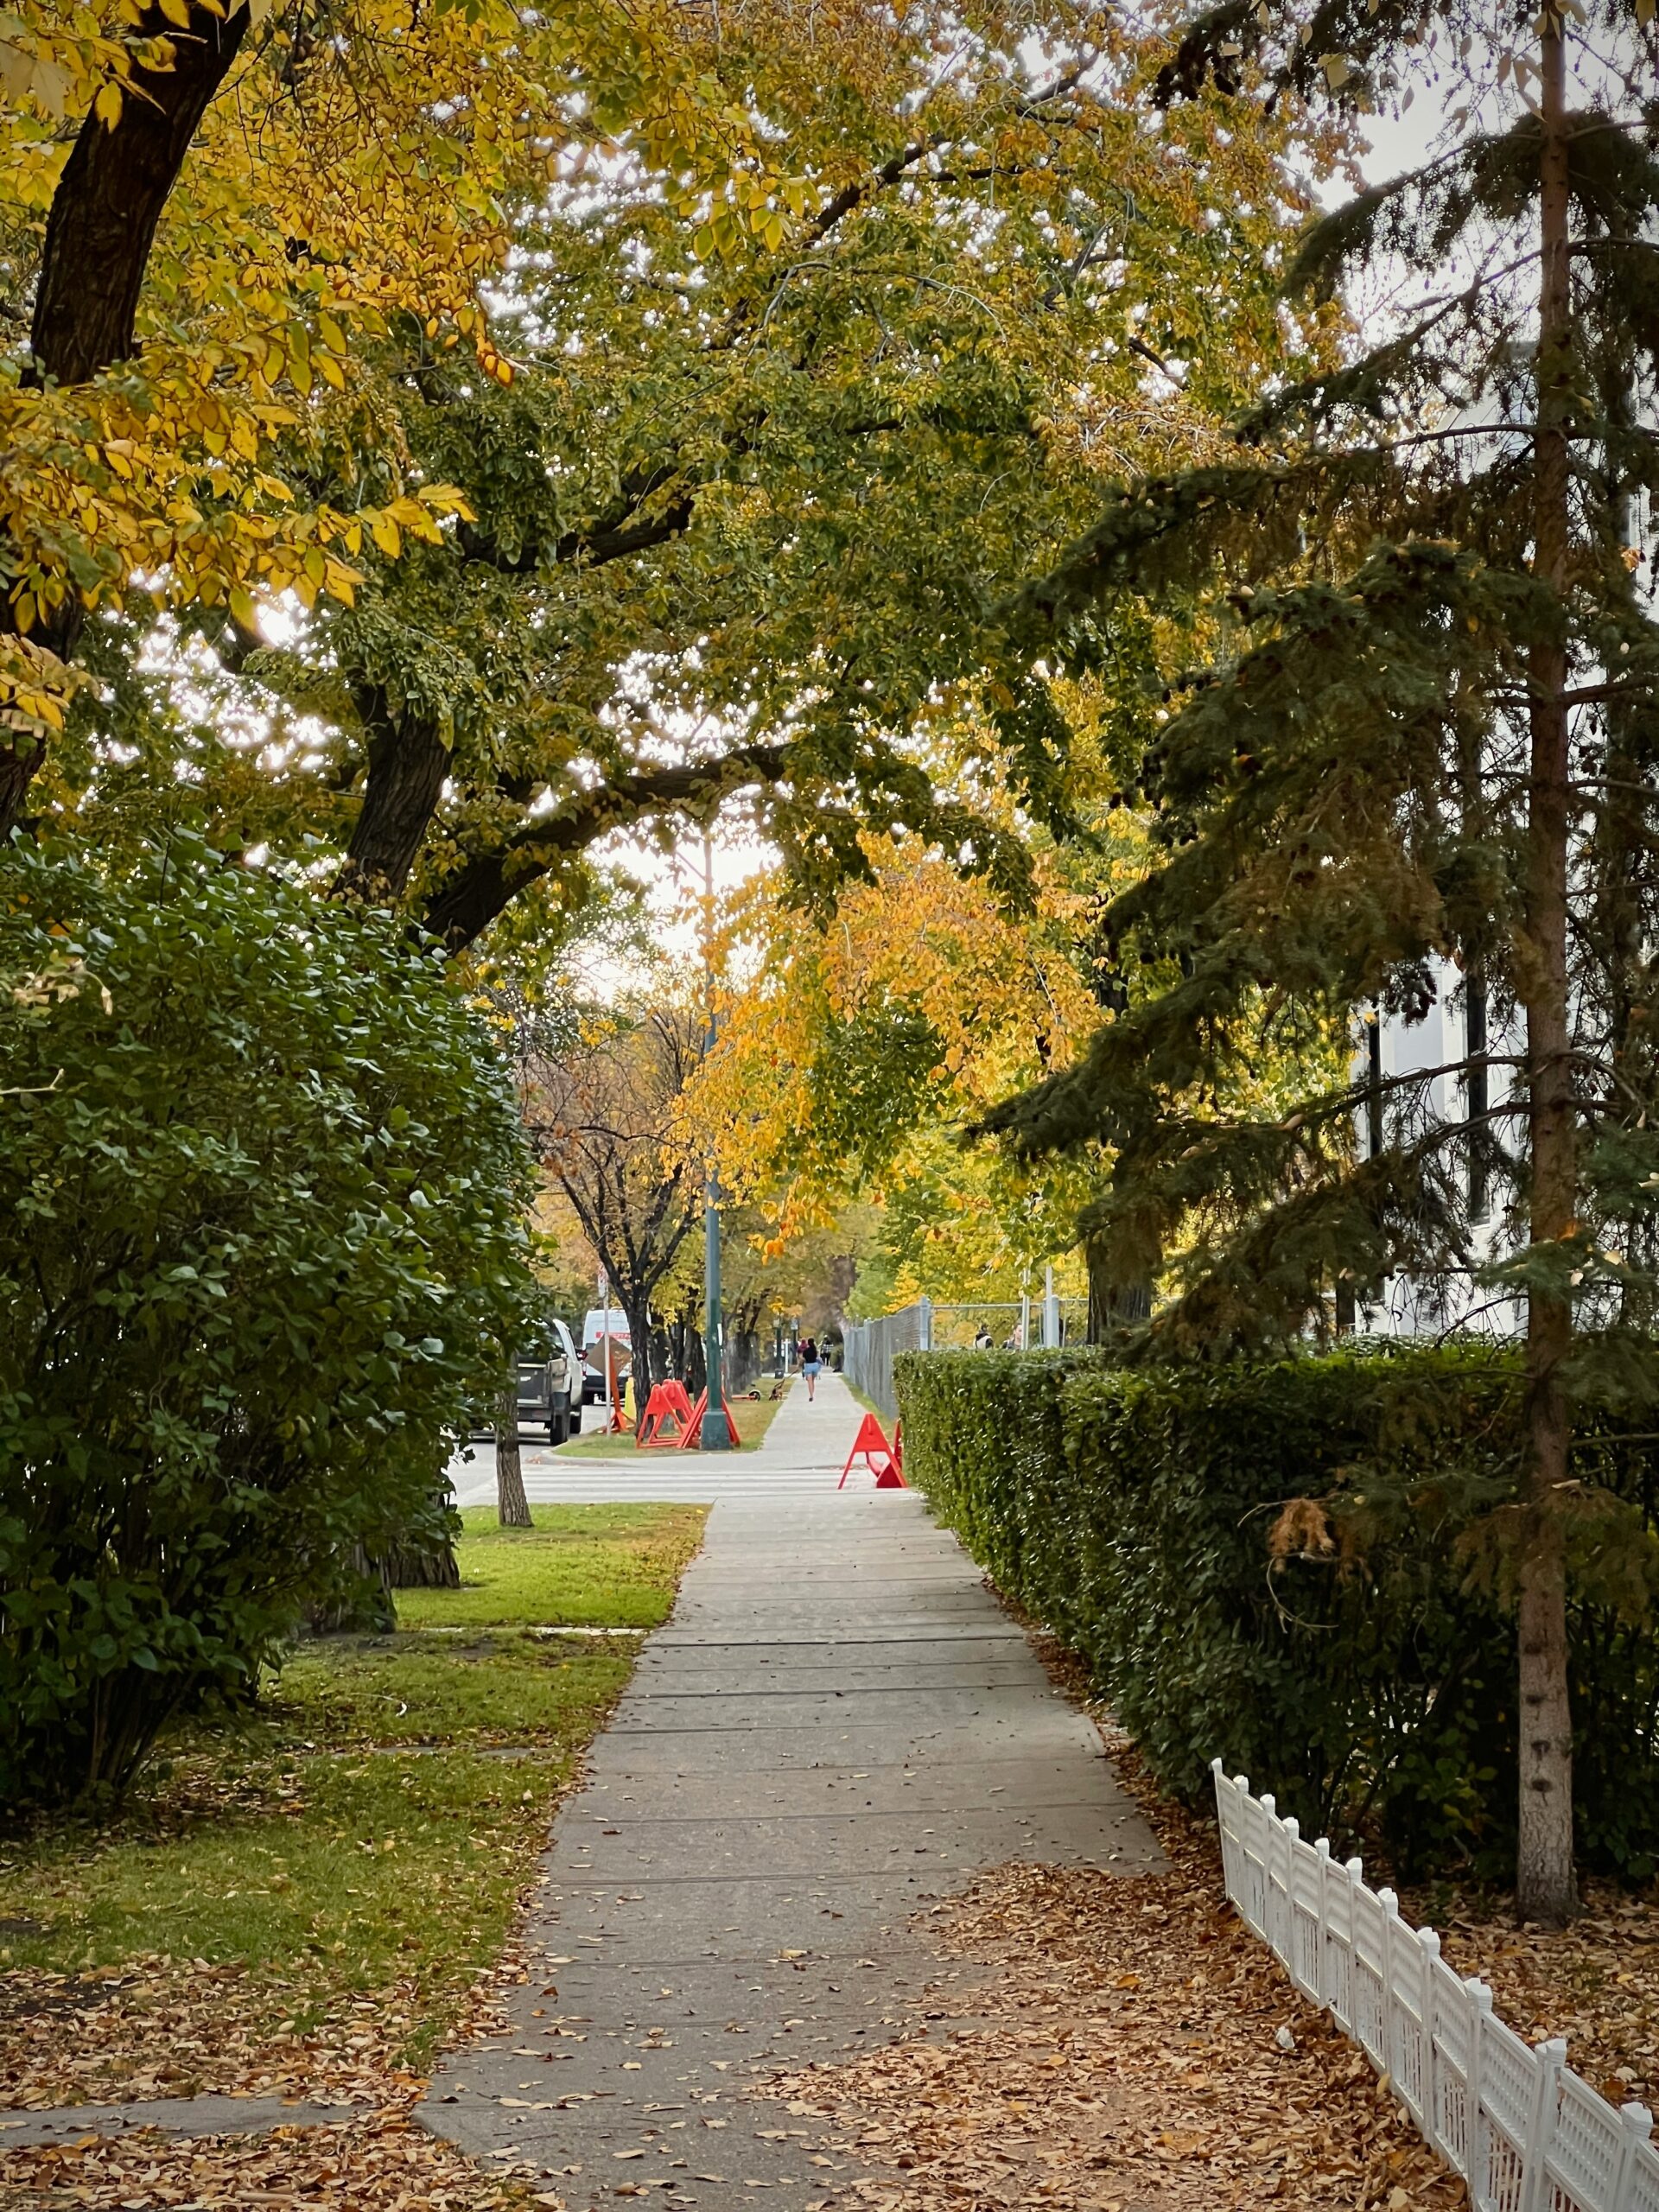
896 1345 1659 1878
0 836 537 1808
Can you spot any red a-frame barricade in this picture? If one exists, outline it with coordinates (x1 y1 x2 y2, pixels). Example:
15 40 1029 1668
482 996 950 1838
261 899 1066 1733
837 1411 907 1490
635 1379 696 1449
677 1386 742 1450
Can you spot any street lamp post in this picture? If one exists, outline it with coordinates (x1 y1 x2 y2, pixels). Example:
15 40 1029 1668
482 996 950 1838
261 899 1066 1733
699 835 733 1452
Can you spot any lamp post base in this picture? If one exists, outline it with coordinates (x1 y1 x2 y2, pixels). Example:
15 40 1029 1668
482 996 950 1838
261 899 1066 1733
700 1408 734 1451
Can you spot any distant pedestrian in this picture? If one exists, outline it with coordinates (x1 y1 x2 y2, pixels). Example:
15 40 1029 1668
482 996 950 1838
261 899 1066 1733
798 1335 821 1401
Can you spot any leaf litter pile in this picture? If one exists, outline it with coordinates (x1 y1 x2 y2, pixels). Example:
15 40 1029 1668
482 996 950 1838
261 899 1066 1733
0 2112 541 2212
757 1733 1466 2212
10 1627 1659 2212
0 1956 430 2109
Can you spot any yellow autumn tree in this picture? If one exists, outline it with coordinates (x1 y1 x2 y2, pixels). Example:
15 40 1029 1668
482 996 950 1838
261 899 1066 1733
0 0 793 823
683 831 1111 1306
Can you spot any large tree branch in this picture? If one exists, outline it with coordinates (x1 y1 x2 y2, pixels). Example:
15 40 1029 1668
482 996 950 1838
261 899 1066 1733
456 467 695 575
793 60 1090 251
421 741 789 950
0 1 251 830
29 3 251 389
333 688 451 902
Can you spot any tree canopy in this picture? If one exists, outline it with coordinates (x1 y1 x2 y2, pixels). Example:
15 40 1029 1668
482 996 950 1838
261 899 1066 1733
22 2 1342 944
0 0 812 823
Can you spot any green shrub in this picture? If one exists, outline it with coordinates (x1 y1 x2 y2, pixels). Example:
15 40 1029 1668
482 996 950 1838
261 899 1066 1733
0 836 537 1808
896 1344 1659 1878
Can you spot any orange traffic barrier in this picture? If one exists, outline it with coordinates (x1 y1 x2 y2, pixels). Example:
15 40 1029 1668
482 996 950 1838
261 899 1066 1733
678 1386 743 1450
838 1411 906 1489
636 1380 696 1449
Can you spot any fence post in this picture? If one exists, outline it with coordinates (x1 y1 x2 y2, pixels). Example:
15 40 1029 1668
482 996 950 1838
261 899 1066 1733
1520 2036 1567 2212
1281 1814 1300 1973
1377 1889 1401 2097
1416 1927 1445 2162
1313 1837 1332 2008
919 1296 933 1351
1614 2101 1654 2210
1466 1978 1494 2201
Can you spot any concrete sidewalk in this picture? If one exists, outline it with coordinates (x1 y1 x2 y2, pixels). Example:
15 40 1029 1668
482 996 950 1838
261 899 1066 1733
421 1372 1161 2207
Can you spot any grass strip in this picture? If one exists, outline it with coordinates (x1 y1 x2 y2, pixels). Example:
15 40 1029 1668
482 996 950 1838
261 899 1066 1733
0 1502 706 2105
397 1502 706 1630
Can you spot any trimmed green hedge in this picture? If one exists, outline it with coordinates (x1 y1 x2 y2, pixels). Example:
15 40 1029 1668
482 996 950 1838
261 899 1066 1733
895 1345 1659 1878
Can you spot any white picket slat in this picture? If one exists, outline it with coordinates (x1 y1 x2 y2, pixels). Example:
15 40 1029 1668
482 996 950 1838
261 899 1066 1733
1209 1759 1656 2212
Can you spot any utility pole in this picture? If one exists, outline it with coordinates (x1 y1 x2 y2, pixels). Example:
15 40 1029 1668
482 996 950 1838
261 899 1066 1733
699 834 733 1451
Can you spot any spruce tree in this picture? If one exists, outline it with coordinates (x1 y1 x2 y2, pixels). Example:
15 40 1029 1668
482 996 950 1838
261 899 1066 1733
988 0 1659 1922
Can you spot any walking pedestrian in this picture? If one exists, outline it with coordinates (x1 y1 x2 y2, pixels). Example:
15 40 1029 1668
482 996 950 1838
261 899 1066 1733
798 1335 821 1401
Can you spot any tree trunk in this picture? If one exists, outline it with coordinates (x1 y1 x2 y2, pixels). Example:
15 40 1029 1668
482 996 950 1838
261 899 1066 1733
382 1530 461 1588
29 2 251 389
623 1300 652 1412
729 1328 759 1395
676 1310 706 1395
495 1382 531 1529
1084 1233 1150 1344
1516 8 1579 1929
335 705 451 902
0 0 251 830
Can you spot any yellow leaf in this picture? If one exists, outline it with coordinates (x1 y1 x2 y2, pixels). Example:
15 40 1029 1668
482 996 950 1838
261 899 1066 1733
92 81 124 128
229 587 257 630
371 513 402 559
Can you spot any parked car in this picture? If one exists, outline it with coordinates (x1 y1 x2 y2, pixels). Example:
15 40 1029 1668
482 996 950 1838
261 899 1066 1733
580 1308 632 1405
517 1317 583 1442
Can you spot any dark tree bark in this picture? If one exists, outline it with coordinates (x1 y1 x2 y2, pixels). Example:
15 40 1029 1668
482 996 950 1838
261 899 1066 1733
1516 11 1579 1929
1084 1233 1150 1344
335 703 452 901
0 0 252 832
30 3 251 390
622 1298 652 1411
381 1526 461 1589
420 746 787 950
495 1382 531 1528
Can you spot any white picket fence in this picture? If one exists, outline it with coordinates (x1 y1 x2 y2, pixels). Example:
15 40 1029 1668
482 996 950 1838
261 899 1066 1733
1211 1760 1659 2212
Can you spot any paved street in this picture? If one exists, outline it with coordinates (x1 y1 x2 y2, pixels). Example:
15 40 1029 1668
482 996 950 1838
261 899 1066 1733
421 1371 1161 2207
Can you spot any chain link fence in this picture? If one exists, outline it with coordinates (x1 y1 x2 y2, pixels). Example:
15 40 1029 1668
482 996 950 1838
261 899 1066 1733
842 1294 1089 1421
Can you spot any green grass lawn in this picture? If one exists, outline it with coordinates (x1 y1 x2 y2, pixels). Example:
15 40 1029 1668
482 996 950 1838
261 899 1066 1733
0 1503 706 2100
396 1501 707 1628
556 1378 792 1458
